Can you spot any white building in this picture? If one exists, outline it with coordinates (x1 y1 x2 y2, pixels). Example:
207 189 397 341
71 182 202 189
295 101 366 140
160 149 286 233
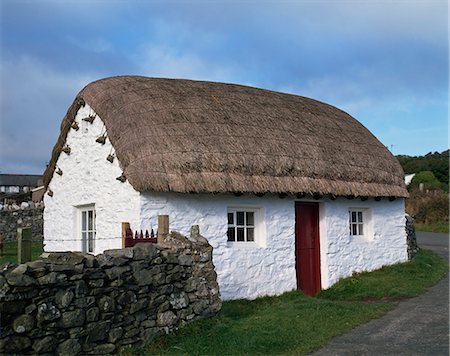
43 76 408 300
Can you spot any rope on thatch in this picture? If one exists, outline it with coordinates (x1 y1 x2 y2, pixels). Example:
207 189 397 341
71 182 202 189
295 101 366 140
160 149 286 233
43 76 408 198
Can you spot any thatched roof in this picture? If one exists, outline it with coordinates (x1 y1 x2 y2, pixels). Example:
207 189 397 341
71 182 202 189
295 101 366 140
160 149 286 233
44 76 407 197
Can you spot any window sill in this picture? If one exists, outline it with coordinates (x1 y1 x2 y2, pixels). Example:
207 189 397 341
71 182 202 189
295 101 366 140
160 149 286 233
226 241 263 248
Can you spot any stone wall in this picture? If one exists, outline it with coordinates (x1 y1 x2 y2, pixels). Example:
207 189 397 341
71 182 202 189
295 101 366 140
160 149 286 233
406 214 419 260
0 229 221 355
0 207 44 241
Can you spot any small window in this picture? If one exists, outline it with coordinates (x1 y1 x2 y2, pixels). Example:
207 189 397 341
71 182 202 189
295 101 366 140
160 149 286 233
227 209 256 242
349 209 365 236
80 206 96 253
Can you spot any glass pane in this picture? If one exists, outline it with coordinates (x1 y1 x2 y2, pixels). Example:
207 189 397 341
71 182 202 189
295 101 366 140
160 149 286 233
246 212 254 226
247 228 254 242
88 210 93 230
357 211 363 223
227 227 235 242
237 211 244 226
227 212 234 225
352 224 357 236
351 211 356 223
88 232 94 252
82 211 87 231
237 227 245 241
82 232 87 252
358 224 364 235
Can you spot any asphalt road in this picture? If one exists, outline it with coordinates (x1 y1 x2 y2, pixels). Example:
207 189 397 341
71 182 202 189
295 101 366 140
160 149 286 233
312 231 449 356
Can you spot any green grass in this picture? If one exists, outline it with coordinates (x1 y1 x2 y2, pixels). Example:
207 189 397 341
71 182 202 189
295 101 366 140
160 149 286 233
129 249 448 356
317 249 449 301
131 293 391 356
0 241 44 265
415 222 449 234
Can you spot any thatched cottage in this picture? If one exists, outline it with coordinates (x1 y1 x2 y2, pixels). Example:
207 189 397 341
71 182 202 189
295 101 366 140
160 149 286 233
43 76 408 299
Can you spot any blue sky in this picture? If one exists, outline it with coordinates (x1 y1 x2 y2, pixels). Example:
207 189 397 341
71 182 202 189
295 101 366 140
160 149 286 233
1 0 448 174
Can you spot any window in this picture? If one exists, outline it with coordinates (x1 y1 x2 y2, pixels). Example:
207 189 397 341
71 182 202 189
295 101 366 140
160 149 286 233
227 209 256 242
349 209 371 237
80 206 96 253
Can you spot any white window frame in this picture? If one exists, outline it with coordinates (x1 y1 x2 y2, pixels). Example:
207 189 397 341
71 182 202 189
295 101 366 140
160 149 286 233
79 205 96 253
227 207 263 245
349 208 372 238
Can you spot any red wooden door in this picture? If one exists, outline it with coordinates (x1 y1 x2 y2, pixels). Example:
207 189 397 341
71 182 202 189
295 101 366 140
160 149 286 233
295 202 321 296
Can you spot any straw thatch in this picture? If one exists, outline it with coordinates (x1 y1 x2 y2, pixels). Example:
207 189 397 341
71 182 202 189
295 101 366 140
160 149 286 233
43 76 407 197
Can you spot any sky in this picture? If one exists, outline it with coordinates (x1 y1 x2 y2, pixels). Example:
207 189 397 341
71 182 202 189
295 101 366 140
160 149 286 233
0 0 448 175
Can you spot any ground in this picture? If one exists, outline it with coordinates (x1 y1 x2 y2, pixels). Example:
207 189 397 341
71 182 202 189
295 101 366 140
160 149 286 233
312 231 449 355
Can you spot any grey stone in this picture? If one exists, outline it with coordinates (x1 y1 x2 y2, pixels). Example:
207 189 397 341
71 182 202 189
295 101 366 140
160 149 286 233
129 298 148 314
178 255 194 266
74 296 96 308
33 335 58 353
133 269 155 285
157 310 178 326
55 289 74 308
170 292 189 309
0 275 10 297
117 291 137 305
133 243 159 260
60 309 85 328
142 327 160 341
105 265 131 280
124 327 140 338
6 271 37 286
108 327 123 343
98 295 116 312
88 278 104 287
38 271 67 285
47 252 85 265
1 336 32 353
86 321 110 342
57 339 81 356
13 314 35 333
86 307 100 322
50 263 84 273
104 247 134 259
75 280 87 296
37 302 61 322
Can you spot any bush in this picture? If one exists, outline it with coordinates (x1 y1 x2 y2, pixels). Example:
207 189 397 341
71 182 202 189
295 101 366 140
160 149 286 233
406 189 449 224
410 171 442 190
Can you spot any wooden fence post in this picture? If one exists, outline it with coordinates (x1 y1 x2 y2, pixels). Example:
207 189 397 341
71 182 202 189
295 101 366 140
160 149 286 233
157 215 169 244
122 222 130 248
17 227 32 264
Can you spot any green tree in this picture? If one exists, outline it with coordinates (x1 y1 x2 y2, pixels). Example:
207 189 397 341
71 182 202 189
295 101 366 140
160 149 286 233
410 171 441 190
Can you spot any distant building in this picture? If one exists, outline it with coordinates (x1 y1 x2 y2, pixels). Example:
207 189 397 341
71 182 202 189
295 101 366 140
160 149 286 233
0 174 43 200
404 173 416 186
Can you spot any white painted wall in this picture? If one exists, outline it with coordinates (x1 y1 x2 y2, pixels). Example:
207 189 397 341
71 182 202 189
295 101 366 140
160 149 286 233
321 197 407 287
43 105 141 254
140 192 297 300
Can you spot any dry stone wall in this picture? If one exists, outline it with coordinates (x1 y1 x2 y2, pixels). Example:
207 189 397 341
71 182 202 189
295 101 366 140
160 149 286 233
0 229 221 355
0 207 44 241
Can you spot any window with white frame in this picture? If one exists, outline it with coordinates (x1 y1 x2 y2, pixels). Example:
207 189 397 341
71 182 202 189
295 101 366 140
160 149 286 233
80 205 96 253
227 209 257 242
349 209 366 236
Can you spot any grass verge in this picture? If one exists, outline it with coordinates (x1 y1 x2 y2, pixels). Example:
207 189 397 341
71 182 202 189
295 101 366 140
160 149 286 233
0 241 44 265
317 249 448 301
130 249 448 356
415 222 449 234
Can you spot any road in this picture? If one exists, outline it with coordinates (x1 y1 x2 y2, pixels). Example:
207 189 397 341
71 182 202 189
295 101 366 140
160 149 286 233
313 231 449 356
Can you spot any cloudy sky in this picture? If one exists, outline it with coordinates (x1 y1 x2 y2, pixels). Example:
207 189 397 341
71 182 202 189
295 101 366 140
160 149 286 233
1 0 448 174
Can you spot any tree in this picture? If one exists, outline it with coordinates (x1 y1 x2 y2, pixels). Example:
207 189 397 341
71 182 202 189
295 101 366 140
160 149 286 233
410 171 442 190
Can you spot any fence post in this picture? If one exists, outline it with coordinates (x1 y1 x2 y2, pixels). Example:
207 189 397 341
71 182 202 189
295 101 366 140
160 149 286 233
122 222 130 248
157 215 169 244
17 227 32 264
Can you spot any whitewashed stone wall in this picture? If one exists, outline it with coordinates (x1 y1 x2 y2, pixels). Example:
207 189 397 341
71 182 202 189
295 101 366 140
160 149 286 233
43 105 141 254
140 192 297 300
321 197 407 287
